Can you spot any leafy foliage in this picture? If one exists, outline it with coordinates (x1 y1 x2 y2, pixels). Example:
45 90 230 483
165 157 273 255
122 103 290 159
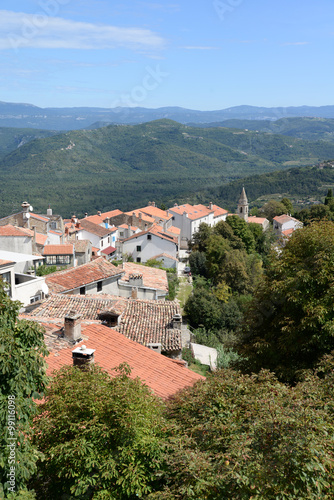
0 280 49 498
237 220 334 383
32 364 166 499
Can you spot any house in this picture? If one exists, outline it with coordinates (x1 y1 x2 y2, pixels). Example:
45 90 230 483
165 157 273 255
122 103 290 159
190 343 217 370
43 244 75 267
151 253 179 269
45 257 124 295
118 262 169 300
207 202 228 225
73 240 92 266
0 256 48 306
0 201 64 235
273 214 303 236
119 224 178 263
247 216 270 231
168 203 217 248
75 219 116 255
41 320 204 400
23 292 183 357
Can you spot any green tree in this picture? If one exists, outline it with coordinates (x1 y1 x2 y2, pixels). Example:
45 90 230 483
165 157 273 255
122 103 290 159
259 199 287 222
225 215 255 253
324 188 333 205
237 220 334 383
32 364 166 499
188 250 208 278
281 197 293 214
152 368 334 499
189 222 212 252
0 280 49 499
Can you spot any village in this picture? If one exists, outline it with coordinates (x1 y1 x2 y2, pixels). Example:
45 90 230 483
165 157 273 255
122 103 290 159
0 191 303 399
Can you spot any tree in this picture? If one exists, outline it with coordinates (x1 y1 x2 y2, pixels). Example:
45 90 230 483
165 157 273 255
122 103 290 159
225 215 255 253
0 280 49 499
259 199 287 222
32 364 166 499
281 197 293 214
189 222 212 252
237 220 334 383
151 368 334 499
188 251 208 278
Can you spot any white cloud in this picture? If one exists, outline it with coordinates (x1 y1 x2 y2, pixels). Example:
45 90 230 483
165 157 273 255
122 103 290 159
0 10 165 50
182 46 219 50
281 42 309 46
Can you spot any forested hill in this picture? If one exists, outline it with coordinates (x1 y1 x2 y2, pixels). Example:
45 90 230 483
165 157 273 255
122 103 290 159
201 161 334 210
2 119 334 217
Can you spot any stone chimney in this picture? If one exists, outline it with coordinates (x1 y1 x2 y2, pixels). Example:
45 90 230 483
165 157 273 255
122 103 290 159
47 204 52 216
64 311 82 342
129 274 143 287
72 345 95 369
147 343 162 354
84 212 88 218
97 211 102 216
152 201 156 207
131 286 138 299
172 313 182 329
209 202 213 210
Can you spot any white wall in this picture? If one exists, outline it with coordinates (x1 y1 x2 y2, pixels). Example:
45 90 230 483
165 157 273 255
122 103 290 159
14 275 47 307
122 233 177 263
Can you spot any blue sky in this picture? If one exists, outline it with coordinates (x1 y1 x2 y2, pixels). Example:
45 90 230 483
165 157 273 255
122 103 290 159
0 0 333 110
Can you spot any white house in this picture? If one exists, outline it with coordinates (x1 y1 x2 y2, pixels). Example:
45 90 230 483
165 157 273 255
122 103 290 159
120 224 178 263
273 214 303 236
0 255 48 307
75 219 116 255
168 204 215 248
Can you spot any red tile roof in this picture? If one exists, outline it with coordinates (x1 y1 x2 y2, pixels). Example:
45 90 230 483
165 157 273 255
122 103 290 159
43 244 74 256
19 228 48 246
22 293 181 352
30 213 49 222
83 210 122 225
78 218 112 237
122 224 178 245
44 323 204 400
169 204 213 221
0 224 31 237
137 205 171 221
125 209 155 224
45 257 124 293
121 262 169 292
101 246 116 255
248 216 268 224
273 214 300 225
209 204 228 217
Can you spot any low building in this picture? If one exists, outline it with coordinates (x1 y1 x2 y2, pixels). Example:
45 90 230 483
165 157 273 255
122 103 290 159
45 257 124 295
273 214 303 235
0 256 48 306
120 224 178 263
0 201 64 235
118 262 169 300
23 292 183 357
247 216 270 231
43 244 75 267
41 320 204 400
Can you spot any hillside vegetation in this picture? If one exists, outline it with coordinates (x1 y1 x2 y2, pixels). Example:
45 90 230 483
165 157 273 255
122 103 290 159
2 119 334 217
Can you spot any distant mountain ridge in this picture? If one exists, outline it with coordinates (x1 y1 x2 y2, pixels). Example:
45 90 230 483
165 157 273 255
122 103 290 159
2 101 334 130
1 119 334 218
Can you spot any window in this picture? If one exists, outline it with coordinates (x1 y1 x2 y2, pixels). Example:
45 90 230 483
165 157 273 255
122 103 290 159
147 234 152 240
172 216 175 220
97 281 102 292
136 257 141 263
50 221 57 230
45 255 70 265
136 245 141 252
120 232 124 237
30 294 41 304
80 286 85 295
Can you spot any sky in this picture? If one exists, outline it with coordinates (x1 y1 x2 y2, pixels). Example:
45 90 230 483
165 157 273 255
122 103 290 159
0 0 333 110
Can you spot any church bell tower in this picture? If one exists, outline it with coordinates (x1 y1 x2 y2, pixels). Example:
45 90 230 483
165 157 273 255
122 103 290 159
237 187 248 222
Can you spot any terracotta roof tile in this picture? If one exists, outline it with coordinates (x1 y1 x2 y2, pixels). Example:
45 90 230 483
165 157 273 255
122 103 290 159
121 262 169 292
209 204 228 217
169 204 214 221
0 224 32 237
45 257 124 293
74 240 91 253
137 206 171 220
44 322 204 399
125 209 155 224
248 216 268 224
43 244 74 256
273 214 301 225
78 219 112 237
0 259 14 266
30 213 49 222
122 224 178 245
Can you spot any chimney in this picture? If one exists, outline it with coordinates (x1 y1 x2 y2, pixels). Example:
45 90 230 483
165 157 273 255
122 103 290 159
148 201 152 206
129 274 143 287
71 215 77 224
139 213 142 219
84 212 88 218
131 286 138 299
172 313 182 329
152 201 156 207
209 202 213 210
127 224 131 236
47 204 52 216
72 345 95 369
97 211 102 216
147 343 162 354
64 311 82 342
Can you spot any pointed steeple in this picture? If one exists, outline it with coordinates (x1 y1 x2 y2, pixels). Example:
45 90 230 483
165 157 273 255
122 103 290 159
237 187 249 222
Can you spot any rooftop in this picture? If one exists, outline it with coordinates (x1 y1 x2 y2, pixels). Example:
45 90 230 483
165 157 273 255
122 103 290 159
78 218 112 237
121 262 169 292
84 209 123 226
169 203 214 221
273 214 301 225
44 322 204 400
43 244 74 256
0 224 32 237
125 209 155 224
74 239 91 253
23 292 182 352
137 205 171 221
122 224 178 245
45 257 124 293
248 216 268 224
